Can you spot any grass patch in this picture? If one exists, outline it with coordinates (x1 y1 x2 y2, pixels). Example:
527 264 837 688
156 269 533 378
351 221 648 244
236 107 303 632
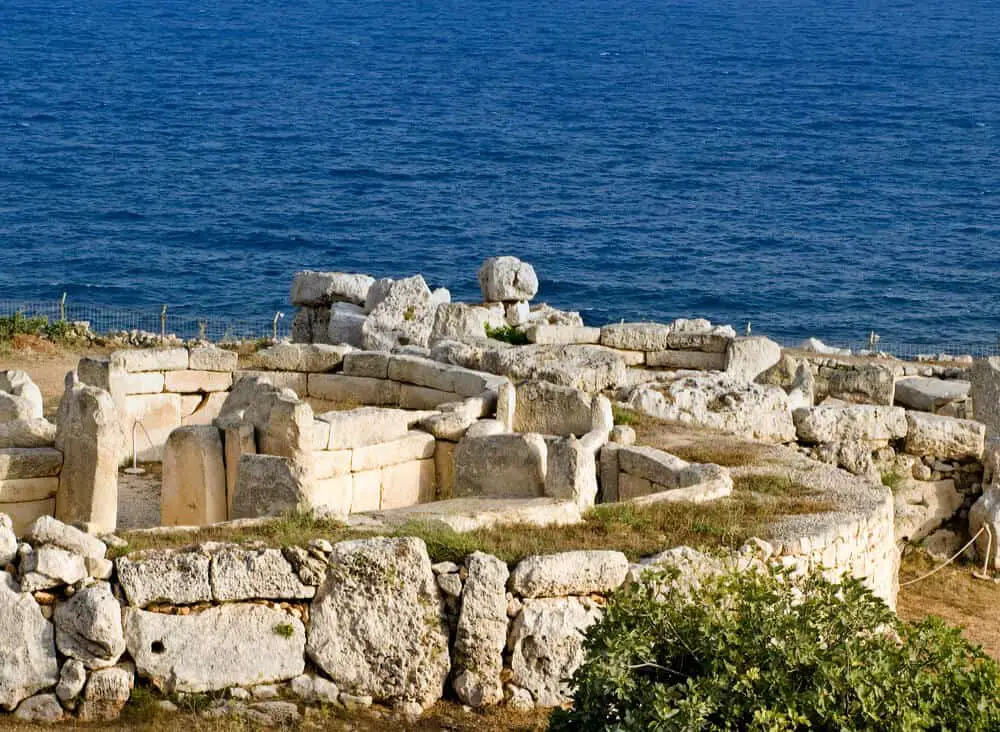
666 441 770 468
612 404 640 426
484 324 530 345
734 472 817 498
272 622 296 638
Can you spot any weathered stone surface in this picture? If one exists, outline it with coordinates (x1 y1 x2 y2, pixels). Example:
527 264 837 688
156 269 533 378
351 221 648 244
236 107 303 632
110 348 188 373
361 275 437 352
342 351 391 379
54 581 126 669
188 346 238 372
13 693 64 723
826 364 896 406
431 303 505 342
453 552 508 707
291 271 375 307
481 344 627 393
904 412 985 460
895 377 970 412
0 572 58 711
646 350 725 370
327 302 367 348
508 597 601 708
1 369 44 418
0 514 15 564
617 445 689 486
793 405 907 444
400 383 454 409
514 381 593 436
477 256 538 302
316 407 410 451
895 478 962 542
379 458 436 509
76 665 133 722
0 392 37 422
0 419 57 448
181 392 229 427
164 370 232 394
256 343 351 373
388 354 497 397
544 436 599 509
0 477 58 503
116 550 212 607
524 325 600 346
971 358 1000 437
627 546 728 595
308 373 400 405
971 489 1000 569
123 393 181 461
454 433 547 498
125 604 305 693
434 440 456 499
231 455 311 520
261 394 313 462
0 448 61 481
21 545 87 588
211 547 315 601
725 337 782 382
55 659 86 703
161 426 227 526
307 537 450 708
628 376 795 443
420 411 477 441
599 322 672 352
26 515 106 559
510 551 628 598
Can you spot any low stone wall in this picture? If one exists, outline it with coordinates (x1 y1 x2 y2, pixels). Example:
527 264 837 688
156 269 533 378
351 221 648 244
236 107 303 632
0 503 897 724
600 444 733 504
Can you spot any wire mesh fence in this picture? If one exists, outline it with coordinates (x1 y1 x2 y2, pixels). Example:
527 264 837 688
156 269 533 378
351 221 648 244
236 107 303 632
0 299 291 342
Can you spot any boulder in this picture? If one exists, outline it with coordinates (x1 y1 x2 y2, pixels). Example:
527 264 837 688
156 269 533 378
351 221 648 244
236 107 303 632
210 547 316 601
327 303 367 348
361 275 437 352
76 665 134 722
725 337 782 382
230 455 311 520
508 597 601 708
20 546 87 589
54 581 126 669
0 572 59 711
904 412 985 460
452 552 508 707
161 426 227 526
26 515 106 560
290 271 375 307
116 550 212 607
430 303 505 342
13 693 64 723
826 364 896 406
513 380 593 436
0 371 45 420
894 377 970 412
55 659 86 703
971 358 1000 437
894 479 962 542
454 433 547 498
510 551 628 598
793 405 907 444
477 256 538 302
306 537 450 708
125 604 305 693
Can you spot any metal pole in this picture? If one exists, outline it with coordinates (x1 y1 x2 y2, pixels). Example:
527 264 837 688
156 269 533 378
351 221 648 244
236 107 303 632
59 292 67 322
160 305 168 342
273 311 284 341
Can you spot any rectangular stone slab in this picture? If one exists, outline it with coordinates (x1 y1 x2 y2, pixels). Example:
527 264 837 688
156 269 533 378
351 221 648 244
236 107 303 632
0 477 58 503
0 448 62 480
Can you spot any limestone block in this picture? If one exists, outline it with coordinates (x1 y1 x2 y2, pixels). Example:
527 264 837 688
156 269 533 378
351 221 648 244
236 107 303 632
646 349 726 370
55 659 86 703
508 597 601 708
351 470 382 512
306 537 450 708
116 550 212 607
307 374 400 405
610 425 635 445
826 364 896 406
971 357 1000 437
223 423 255 516
481 344 627 393
351 431 435 472
420 411 476 441
453 433 547 498
599 322 672 352
343 351 391 379
234 369 308 397
361 275 437 352
434 441 456 500
544 436 599 509
430 303 505 342
453 552 508 707
0 514 14 564
53 581 126 669
0 573 58 710
313 449 352 479
0 371 43 420
510 551 629 598
904 412 985 460
496 379 515 431
15 693 64 722
725 337 782 382
970 489 1000 569
0 477 58 503
0 447 61 480
380 459 436 510
388 355 492 397
524 325 600 345
599 443 620 502
230 455 311 520
76 664 133 722
617 445 689 487
3 500 56 536
895 377 970 412
261 394 313 461
179 394 202 418
25 515 106 559
0 392 37 422
793 405 907 444
181 392 228 427
123 393 181 461
125 604 305 693
894 479 961 542
161 426 227 526
291 271 374 307
110 348 188 373
399 384 455 410
164 370 232 394
514 380 593 436
120 371 165 395
320 407 412 450
618 473 653 500
327 302 367 348
211 547 316 601
55 384 123 534
477 256 538 302
256 343 351 373
188 346 238 372
313 475 353 518
20 545 87 588
0 419 57 448
603 346 645 366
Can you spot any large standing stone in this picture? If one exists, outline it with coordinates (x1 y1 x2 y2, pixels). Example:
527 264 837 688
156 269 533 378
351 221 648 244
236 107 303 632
161 426 227 526
725 337 782 382
453 552 508 707
508 597 602 708
291 271 375 307
125 604 305 693
510 551 629 598
306 537 450 708
904 412 985 460
544 436 599 509
513 381 593 436
361 275 438 352
0 572 59 711
453 433 547 498
477 256 538 302
261 394 314 461
54 581 126 669
971 358 1000 437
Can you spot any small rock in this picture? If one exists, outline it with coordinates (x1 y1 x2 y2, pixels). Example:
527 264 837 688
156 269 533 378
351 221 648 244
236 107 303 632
431 561 459 575
436 573 463 598
55 659 87 703
229 687 252 701
252 684 280 700
339 693 373 711
13 693 64 723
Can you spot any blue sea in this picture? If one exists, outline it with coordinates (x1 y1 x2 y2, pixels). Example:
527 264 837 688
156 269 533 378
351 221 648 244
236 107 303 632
2 0 999 348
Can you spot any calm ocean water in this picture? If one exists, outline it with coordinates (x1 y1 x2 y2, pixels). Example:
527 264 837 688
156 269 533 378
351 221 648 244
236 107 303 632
2 0 999 347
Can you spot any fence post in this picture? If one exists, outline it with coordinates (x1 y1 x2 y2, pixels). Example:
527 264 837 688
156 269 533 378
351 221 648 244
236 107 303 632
160 305 168 343
272 312 284 342
59 293 67 322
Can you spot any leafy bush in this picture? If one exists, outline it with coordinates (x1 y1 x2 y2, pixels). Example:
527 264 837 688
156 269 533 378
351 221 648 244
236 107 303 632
484 323 530 345
0 311 75 343
551 567 1000 731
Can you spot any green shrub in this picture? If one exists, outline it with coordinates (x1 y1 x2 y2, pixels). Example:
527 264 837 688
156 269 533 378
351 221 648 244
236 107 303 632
0 311 76 343
611 405 639 426
551 567 1000 731
484 324 530 345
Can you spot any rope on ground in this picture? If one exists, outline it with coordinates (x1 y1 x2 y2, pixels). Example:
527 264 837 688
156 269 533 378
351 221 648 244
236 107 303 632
900 526 988 588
